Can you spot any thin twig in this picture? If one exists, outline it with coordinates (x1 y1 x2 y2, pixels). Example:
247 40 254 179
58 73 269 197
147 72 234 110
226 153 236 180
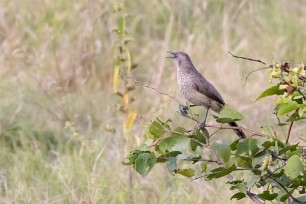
204 124 270 138
183 158 221 165
267 175 304 204
286 121 294 145
127 76 184 105
243 67 271 87
228 51 267 65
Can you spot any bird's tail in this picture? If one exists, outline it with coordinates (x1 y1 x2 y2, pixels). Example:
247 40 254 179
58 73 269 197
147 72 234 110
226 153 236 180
228 122 246 139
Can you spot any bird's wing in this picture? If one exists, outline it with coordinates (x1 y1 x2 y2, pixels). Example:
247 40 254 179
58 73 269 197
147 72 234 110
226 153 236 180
193 77 225 105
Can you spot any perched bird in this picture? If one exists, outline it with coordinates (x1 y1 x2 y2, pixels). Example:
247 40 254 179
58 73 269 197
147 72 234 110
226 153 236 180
167 51 246 139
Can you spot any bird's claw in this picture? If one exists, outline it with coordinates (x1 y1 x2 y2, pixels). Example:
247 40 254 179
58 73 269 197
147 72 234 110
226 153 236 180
199 122 206 130
179 104 189 115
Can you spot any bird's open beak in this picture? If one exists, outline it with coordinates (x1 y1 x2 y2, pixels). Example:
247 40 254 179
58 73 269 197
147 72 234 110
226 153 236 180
166 51 176 59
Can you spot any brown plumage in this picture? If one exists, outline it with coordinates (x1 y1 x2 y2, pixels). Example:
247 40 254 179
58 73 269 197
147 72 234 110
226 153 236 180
167 51 246 139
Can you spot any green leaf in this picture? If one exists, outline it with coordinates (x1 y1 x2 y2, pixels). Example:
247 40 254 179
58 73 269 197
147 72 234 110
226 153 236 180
190 138 198 151
287 111 306 122
156 156 167 163
235 183 247 194
207 165 236 180
167 157 177 174
257 190 278 201
252 150 268 168
201 162 207 173
299 86 306 95
167 151 182 157
230 192 246 200
246 177 260 189
230 139 240 151
157 135 189 154
173 126 186 133
176 168 195 178
216 105 244 123
148 120 166 138
262 139 285 149
285 155 303 179
288 196 306 204
194 129 207 144
212 142 231 162
256 83 284 101
277 101 299 116
235 140 249 155
156 151 182 163
122 149 142 165
236 156 252 168
135 152 156 176
248 138 260 156
137 144 150 151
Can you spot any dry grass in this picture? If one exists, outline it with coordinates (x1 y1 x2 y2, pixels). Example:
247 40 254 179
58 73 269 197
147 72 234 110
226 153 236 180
0 0 305 203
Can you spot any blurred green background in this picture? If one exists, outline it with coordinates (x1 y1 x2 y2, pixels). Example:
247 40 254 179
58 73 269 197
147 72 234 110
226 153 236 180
0 0 306 203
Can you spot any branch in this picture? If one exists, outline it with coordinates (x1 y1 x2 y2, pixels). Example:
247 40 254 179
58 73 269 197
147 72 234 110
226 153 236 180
127 76 184 105
204 124 270 138
228 51 267 65
267 175 304 204
286 121 294 145
243 67 271 87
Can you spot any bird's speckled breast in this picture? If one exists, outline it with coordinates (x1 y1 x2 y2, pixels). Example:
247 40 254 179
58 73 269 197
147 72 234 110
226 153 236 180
177 69 195 102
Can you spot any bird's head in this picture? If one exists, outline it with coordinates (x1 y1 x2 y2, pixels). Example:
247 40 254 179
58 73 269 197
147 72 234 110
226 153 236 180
166 51 191 68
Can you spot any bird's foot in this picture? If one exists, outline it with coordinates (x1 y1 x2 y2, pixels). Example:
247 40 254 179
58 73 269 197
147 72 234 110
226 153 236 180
199 122 206 130
179 104 189 115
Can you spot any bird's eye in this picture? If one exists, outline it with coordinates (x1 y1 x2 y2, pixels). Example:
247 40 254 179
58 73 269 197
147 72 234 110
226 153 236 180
175 53 178 58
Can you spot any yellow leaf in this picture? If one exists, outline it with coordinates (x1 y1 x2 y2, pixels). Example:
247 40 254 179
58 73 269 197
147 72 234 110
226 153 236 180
126 50 132 72
123 93 129 105
124 110 137 129
113 62 120 93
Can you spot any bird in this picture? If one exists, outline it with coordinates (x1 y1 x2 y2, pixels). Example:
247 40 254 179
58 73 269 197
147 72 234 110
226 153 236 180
167 51 246 139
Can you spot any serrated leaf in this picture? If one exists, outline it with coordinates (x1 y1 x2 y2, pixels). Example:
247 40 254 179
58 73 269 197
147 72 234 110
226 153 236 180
216 105 244 123
257 190 278 201
230 192 246 200
176 168 195 177
256 84 284 101
277 101 299 116
135 152 156 176
212 142 231 162
285 155 303 179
